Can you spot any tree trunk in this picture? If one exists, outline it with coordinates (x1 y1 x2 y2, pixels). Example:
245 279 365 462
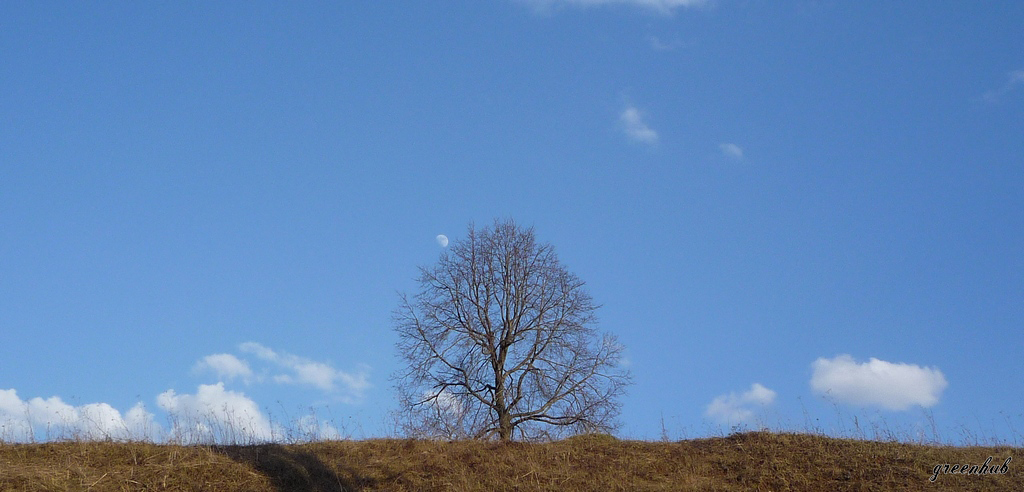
497 410 512 441
494 378 513 441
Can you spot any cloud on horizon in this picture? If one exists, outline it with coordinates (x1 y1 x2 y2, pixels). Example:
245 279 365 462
705 383 776 425
810 355 948 411
157 383 277 443
0 342 369 443
621 106 659 145
0 388 156 441
0 383 344 443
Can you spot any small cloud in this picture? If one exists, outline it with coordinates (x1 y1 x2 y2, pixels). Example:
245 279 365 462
194 354 254 383
523 0 708 14
648 35 685 51
621 106 659 145
983 69 1024 102
240 342 371 402
810 355 948 411
705 383 776 425
719 143 744 160
239 341 278 361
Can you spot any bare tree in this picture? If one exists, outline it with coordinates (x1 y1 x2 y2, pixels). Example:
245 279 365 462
393 219 630 441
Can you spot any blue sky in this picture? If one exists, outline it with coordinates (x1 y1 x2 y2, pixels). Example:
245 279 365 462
2 0 1022 443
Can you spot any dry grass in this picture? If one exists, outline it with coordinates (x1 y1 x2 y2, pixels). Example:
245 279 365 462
1 432 1020 491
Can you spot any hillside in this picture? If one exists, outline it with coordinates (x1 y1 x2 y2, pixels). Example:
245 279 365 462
0 432 1019 491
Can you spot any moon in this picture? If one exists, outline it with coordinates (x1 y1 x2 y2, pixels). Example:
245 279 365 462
436 234 449 248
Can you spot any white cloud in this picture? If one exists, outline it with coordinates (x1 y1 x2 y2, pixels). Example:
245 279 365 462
744 383 776 405
239 341 278 360
810 355 948 411
427 389 465 419
648 36 685 51
719 143 744 160
194 353 254 382
525 0 708 14
124 403 159 437
983 69 1024 102
0 389 32 439
240 342 371 401
0 388 156 441
293 414 342 441
621 106 659 145
157 383 276 443
705 383 776 425
0 344 368 443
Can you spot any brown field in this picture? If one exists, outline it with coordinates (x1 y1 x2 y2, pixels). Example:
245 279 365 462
0 432 1019 491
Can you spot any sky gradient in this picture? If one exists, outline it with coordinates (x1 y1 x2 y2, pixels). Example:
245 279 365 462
2 1 1022 443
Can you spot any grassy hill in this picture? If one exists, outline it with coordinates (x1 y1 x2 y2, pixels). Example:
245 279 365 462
1 432 1019 491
